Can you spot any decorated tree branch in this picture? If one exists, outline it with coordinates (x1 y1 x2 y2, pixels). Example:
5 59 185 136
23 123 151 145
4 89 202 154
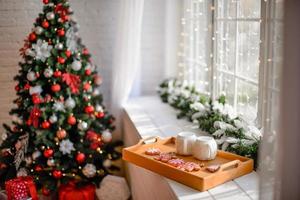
157 78 261 164
0 0 121 195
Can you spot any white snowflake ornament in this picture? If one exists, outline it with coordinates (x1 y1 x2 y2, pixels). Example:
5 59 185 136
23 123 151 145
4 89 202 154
32 39 53 62
59 139 75 155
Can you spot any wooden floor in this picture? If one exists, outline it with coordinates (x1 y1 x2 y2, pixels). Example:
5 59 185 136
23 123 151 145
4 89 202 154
123 96 259 200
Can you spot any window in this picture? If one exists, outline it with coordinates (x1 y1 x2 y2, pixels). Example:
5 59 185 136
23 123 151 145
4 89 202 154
214 0 261 122
178 0 270 124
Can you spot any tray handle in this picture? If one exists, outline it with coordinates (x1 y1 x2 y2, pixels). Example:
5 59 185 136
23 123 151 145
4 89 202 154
220 160 241 172
137 136 161 146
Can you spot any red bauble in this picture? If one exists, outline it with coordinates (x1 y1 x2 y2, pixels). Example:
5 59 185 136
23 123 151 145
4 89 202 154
29 33 37 42
76 153 86 164
42 20 50 29
57 57 65 64
51 84 61 92
53 70 62 77
42 187 50 196
61 15 69 22
52 170 62 179
56 129 67 139
83 48 89 55
15 85 20 91
24 83 31 90
42 121 50 129
85 69 92 76
57 29 65 36
35 165 43 172
43 0 49 4
44 94 52 102
83 82 91 91
65 50 72 58
67 115 76 125
96 112 105 119
43 149 54 158
32 94 42 104
85 105 95 114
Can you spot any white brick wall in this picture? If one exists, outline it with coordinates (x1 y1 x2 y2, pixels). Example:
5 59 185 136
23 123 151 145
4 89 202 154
0 0 168 134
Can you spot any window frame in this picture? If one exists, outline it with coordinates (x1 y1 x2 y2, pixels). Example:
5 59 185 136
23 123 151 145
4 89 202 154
179 0 273 127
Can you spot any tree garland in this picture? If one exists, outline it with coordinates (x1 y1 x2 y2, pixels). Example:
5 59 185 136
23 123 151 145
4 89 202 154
157 78 261 164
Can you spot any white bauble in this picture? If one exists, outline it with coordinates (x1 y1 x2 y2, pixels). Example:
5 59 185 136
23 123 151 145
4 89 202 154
82 164 96 178
65 97 76 109
44 68 53 78
49 115 58 123
47 158 55 167
34 26 43 35
78 121 88 131
102 130 112 143
27 71 37 81
103 159 112 168
46 12 55 20
71 60 82 71
55 43 64 50
25 49 35 57
29 85 43 95
95 105 104 112
32 151 41 160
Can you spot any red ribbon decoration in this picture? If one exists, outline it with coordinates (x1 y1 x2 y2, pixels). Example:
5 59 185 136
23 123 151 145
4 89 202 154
5 176 38 200
58 181 95 200
62 73 81 94
27 106 42 128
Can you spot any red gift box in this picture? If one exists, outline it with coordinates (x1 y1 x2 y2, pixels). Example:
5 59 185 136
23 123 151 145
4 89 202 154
58 181 95 200
5 176 38 200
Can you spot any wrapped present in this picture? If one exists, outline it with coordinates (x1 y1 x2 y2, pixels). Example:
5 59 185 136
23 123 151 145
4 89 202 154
96 175 130 200
59 181 95 200
5 176 38 200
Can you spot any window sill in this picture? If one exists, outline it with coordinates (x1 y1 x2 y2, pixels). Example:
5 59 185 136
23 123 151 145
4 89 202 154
123 95 259 200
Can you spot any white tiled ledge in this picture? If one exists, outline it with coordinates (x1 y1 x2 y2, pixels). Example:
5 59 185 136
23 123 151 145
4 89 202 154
123 96 259 200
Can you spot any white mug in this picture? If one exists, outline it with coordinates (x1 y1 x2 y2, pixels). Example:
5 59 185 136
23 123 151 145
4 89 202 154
192 136 217 160
176 132 196 156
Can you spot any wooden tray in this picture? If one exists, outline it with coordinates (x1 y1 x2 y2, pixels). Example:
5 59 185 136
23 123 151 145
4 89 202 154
122 136 254 191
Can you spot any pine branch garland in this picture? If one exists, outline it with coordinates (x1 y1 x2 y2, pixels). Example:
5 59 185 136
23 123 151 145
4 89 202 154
157 78 261 165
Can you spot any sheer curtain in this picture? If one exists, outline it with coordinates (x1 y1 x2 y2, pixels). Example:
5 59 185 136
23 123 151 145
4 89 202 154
111 0 144 139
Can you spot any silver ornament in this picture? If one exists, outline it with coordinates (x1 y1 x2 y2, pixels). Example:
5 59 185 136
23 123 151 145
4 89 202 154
71 60 82 71
46 12 55 20
103 159 112 168
49 115 58 123
34 26 43 35
44 68 53 78
65 97 76 109
55 43 64 50
47 158 55 167
27 71 37 81
32 151 41 160
101 130 112 143
95 105 103 112
82 164 96 178
78 121 88 131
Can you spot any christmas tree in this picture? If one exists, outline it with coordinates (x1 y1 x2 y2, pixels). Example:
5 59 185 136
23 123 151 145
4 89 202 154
0 0 121 194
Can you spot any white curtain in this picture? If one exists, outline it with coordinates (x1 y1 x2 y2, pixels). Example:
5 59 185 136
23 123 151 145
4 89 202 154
111 0 144 139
